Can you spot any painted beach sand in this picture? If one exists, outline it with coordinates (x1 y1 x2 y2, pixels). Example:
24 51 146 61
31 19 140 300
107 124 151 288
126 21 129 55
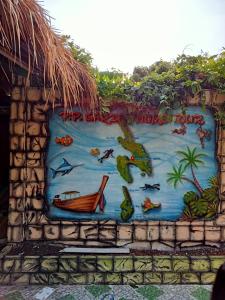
46 107 217 221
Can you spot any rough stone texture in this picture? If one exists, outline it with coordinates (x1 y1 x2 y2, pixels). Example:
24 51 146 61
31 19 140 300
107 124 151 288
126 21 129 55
0 254 223 285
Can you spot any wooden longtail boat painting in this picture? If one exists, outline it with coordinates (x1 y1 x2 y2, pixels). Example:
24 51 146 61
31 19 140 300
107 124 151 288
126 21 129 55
46 106 218 222
53 175 109 213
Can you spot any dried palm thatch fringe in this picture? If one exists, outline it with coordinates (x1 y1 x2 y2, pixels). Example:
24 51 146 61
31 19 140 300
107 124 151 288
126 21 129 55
0 0 98 110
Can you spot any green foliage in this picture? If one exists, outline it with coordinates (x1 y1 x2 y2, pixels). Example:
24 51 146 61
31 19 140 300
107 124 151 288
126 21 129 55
120 186 134 222
167 165 186 188
177 146 205 169
62 35 93 69
95 70 132 100
183 191 199 205
182 176 219 220
63 36 225 107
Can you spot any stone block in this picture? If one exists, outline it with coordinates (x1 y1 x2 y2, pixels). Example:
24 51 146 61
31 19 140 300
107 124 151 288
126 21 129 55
181 273 200 284
79 256 97 272
25 211 37 224
59 257 77 272
11 226 24 242
44 225 60 240
17 102 26 120
0 274 10 284
117 225 132 240
201 272 216 284
163 272 181 284
87 273 105 284
10 136 19 150
14 121 25 135
134 226 147 241
147 225 159 241
17 198 28 211
69 273 87 284
173 257 190 272
61 225 79 240
27 88 42 102
12 182 24 198
26 225 43 240
3 258 21 272
97 256 113 272
144 272 162 284
123 273 143 284
31 137 47 151
27 122 41 136
32 103 49 121
134 257 152 271
210 256 225 271
114 257 133 272
190 226 204 241
14 153 25 167
22 258 40 272
10 168 19 181
153 257 172 271
10 102 18 119
49 273 68 284
41 258 58 272
8 212 23 226
105 273 122 284
160 225 175 241
191 257 210 272
176 226 190 241
11 273 29 284
80 225 98 240
8 198 17 211
205 227 221 242
216 215 225 226
32 198 44 210
30 273 49 284
99 226 116 240
12 87 22 101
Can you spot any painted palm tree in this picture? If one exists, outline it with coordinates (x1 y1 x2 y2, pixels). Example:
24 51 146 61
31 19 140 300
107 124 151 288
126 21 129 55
167 164 201 191
177 146 205 194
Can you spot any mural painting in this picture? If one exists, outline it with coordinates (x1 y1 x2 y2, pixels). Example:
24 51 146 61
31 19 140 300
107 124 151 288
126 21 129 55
46 105 218 222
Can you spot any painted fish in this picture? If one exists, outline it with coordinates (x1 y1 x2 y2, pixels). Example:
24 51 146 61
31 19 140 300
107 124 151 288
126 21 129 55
90 148 100 157
51 158 83 179
142 197 161 212
55 135 73 146
98 149 114 163
140 183 160 191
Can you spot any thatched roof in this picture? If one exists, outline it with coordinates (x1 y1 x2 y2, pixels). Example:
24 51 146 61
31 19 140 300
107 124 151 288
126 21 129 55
0 0 97 109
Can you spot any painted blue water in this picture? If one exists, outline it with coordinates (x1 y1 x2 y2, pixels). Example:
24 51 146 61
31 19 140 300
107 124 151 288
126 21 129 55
46 107 217 221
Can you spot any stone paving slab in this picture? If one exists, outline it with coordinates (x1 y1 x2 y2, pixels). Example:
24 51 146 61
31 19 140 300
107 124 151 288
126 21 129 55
0 284 212 300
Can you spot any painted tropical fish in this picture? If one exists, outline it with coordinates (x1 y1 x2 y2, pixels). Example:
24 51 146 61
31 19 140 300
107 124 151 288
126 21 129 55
90 148 100 157
98 149 114 163
51 158 83 179
142 197 161 212
140 183 160 191
55 135 73 146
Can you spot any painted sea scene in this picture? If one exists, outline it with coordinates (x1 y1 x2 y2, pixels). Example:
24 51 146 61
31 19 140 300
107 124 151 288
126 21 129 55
46 106 218 221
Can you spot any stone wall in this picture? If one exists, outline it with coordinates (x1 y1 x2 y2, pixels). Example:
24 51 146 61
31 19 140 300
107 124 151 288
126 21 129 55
0 254 223 285
7 83 225 250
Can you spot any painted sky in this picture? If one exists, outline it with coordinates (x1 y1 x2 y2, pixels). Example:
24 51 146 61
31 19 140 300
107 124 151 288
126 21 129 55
43 0 225 73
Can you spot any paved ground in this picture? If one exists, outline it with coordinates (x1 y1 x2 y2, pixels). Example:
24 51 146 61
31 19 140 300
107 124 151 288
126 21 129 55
0 285 212 300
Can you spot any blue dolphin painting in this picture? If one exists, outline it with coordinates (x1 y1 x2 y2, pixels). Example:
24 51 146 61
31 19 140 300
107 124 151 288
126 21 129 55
51 158 83 179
